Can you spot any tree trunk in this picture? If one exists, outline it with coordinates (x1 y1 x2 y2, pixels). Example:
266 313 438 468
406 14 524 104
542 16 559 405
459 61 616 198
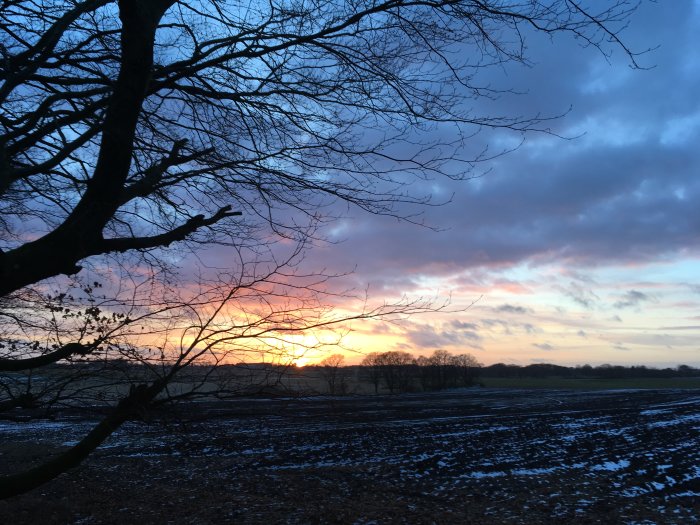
0 382 163 499
0 0 175 296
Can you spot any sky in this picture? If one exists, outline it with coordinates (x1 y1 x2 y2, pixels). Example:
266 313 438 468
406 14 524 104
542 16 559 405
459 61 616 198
300 1 700 367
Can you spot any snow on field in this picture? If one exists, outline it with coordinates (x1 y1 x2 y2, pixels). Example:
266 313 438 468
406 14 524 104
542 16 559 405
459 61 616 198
590 459 631 471
2 389 700 523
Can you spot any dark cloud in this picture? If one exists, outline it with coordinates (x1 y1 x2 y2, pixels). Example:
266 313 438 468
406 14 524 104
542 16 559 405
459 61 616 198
496 304 532 315
560 282 601 309
533 343 554 351
406 322 482 349
301 2 700 288
481 318 512 334
449 320 479 331
613 290 651 309
523 323 539 334
481 317 541 336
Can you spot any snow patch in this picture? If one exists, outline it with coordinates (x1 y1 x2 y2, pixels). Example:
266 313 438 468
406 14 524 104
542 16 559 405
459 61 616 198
590 459 630 472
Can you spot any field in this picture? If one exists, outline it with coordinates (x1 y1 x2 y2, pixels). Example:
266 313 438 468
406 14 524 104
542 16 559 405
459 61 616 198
1 388 700 524
479 377 700 390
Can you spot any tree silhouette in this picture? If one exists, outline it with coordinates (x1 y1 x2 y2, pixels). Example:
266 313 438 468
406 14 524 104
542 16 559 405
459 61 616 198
0 0 640 498
360 351 383 394
319 353 348 395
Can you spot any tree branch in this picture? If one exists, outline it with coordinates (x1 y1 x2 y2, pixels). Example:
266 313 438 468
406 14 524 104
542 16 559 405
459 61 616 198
0 0 111 103
0 379 166 499
0 342 94 372
100 206 242 253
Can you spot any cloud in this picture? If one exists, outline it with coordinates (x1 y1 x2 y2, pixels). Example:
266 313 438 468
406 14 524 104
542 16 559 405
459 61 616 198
449 320 479 331
533 343 554 351
481 318 512 334
613 290 652 309
561 282 601 309
405 322 483 350
496 304 533 315
298 3 700 297
523 323 540 334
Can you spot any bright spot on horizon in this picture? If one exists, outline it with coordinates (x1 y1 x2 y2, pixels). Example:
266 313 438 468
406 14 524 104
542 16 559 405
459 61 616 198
293 356 310 367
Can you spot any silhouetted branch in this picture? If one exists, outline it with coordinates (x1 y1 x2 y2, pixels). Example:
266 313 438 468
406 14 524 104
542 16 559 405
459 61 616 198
0 378 167 499
0 342 94 372
100 206 242 252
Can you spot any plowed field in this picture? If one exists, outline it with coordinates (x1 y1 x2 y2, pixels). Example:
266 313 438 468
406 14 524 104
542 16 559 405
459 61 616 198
2 389 699 523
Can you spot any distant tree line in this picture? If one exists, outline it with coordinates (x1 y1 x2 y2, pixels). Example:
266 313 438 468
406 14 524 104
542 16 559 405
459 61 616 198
27 358 696 402
311 357 700 395
312 350 482 395
481 363 700 379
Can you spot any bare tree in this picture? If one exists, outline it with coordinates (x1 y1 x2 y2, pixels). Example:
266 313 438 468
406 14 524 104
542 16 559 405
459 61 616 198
318 353 347 395
377 350 416 393
453 353 482 386
360 351 383 394
0 0 641 498
430 349 457 388
419 350 482 389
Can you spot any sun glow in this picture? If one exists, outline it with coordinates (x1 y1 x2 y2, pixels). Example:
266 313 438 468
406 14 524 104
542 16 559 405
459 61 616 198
293 356 310 367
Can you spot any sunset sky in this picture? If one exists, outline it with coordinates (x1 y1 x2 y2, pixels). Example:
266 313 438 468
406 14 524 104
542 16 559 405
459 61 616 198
300 2 700 367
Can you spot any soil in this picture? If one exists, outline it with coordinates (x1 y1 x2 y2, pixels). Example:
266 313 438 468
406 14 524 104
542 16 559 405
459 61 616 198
1 388 699 524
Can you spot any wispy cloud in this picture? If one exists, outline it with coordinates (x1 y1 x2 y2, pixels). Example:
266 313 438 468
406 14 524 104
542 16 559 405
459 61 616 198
405 322 483 350
496 304 533 315
533 343 554 351
613 290 652 309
